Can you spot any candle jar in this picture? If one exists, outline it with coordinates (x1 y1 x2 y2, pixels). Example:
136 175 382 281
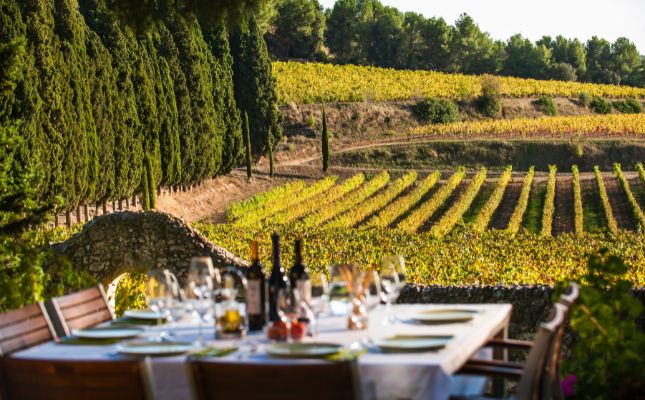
347 296 368 330
214 267 248 339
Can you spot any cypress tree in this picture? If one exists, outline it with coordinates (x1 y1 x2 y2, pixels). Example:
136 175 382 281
244 111 252 180
145 154 156 209
268 135 274 178
322 108 330 174
141 156 151 211
231 14 281 156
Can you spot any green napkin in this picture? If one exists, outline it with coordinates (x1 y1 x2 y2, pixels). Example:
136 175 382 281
189 346 238 359
325 348 366 362
111 316 166 326
57 336 122 345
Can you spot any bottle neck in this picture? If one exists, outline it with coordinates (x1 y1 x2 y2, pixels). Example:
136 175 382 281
271 234 281 271
294 240 303 266
250 241 259 263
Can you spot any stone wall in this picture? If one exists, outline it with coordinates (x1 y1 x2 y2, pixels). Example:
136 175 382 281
48 211 248 285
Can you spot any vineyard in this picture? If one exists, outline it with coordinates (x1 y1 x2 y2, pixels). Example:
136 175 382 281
201 164 645 286
273 61 645 104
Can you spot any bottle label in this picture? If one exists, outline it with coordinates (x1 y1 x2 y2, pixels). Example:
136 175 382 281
246 280 261 315
296 280 311 304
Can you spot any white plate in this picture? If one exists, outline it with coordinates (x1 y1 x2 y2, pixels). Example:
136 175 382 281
373 335 453 353
71 327 143 340
124 309 165 320
408 309 479 324
266 342 343 358
116 341 196 356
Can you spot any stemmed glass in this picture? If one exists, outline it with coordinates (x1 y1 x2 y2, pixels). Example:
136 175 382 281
380 255 406 323
308 271 330 336
328 264 352 316
164 270 185 339
145 270 172 341
186 257 221 346
362 269 382 312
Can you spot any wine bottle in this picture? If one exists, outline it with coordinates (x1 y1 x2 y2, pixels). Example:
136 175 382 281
268 233 288 322
245 240 266 331
289 238 311 305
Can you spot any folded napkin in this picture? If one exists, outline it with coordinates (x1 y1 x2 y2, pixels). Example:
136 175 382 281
189 346 238 359
325 348 366 362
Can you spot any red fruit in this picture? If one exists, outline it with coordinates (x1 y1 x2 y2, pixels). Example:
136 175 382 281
290 320 306 340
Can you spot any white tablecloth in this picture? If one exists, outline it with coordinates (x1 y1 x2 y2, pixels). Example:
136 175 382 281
14 303 511 400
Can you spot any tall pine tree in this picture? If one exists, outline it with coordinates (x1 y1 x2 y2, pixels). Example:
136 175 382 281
322 108 330 174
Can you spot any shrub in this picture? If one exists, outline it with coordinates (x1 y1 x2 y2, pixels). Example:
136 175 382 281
579 92 592 107
534 95 558 116
476 75 502 117
550 62 577 82
613 98 642 114
590 97 612 114
307 114 316 127
412 97 460 124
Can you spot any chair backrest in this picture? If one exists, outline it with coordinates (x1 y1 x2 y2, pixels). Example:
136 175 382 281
0 358 154 400
189 360 361 400
544 282 581 400
516 303 567 400
45 285 115 337
0 302 56 356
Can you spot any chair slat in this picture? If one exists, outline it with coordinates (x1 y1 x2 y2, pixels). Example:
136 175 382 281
54 287 104 309
1 358 154 400
60 297 111 320
0 315 51 340
46 285 114 336
0 303 43 326
0 303 55 356
65 310 113 332
1 328 54 355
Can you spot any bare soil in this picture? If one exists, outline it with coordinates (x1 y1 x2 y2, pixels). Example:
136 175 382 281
419 180 469 233
603 174 637 231
553 176 575 235
489 180 523 230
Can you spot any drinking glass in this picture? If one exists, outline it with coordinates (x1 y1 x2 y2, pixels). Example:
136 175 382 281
145 270 172 341
186 257 221 345
328 264 353 316
380 255 406 323
164 270 185 338
309 271 330 336
362 269 382 312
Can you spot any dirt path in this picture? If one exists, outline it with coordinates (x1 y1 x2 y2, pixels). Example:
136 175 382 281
603 174 637 231
553 176 574 235
489 180 523 230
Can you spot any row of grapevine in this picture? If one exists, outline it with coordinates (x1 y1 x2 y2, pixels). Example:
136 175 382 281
366 172 441 228
414 114 645 138
613 164 645 229
507 168 535 235
471 166 512 232
301 172 391 227
398 168 466 233
327 172 417 229
541 165 558 237
228 181 306 222
430 168 488 237
234 177 337 227
571 166 584 236
271 173 366 225
273 61 645 104
594 166 619 235
638 163 645 183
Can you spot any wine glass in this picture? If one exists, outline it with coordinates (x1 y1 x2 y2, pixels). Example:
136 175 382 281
308 271 330 336
328 264 353 316
380 255 406 323
164 270 185 339
145 270 172 341
186 257 220 346
362 269 382 312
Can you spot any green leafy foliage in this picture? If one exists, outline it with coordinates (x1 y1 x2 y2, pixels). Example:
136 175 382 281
578 92 592 107
475 75 502 117
612 98 642 114
590 97 612 114
534 95 558 116
412 97 460 124
564 250 645 399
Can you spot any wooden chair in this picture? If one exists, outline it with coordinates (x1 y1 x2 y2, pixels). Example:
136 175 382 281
0 358 154 400
45 284 115 337
0 302 56 356
188 360 361 400
455 303 568 400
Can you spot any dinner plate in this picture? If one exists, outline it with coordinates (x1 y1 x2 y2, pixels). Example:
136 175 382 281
124 309 165 320
71 327 143 340
116 341 196 356
266 342 343 358
408 309 479 324
373 335 453 353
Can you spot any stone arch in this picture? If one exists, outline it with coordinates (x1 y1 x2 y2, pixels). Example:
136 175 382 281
48 211 249 287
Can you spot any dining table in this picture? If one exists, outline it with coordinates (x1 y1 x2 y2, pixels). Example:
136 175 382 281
13 303 512 400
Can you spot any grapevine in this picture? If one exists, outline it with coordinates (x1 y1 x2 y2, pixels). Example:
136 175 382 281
613 163 645 229
595 166 619 235
572 165 584 236
472 166 512 232
506 167 535 235
398 168 466 233
541 165 557 237
431 168 487 237
366 172 440 228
